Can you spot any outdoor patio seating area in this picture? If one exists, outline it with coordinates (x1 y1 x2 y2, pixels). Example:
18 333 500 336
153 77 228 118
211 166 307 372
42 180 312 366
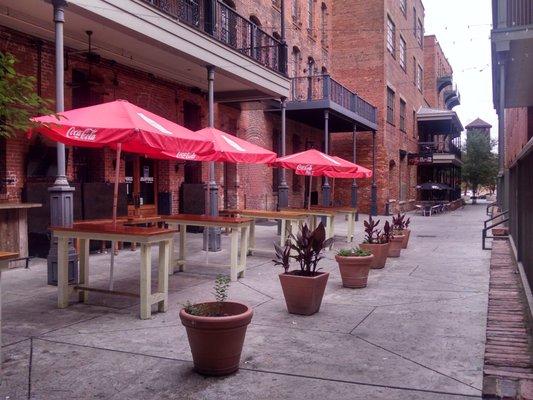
0 205 489 399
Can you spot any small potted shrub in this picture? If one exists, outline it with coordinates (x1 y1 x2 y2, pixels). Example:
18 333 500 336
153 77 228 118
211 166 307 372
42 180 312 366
359 216 390 269
274 222 333 316
335 247 374 288
392 213 411 249
179 275 253 376
387 218 404 258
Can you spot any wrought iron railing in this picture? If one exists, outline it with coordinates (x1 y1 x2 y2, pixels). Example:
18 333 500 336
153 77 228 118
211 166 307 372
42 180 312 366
419 140 462 159
506 0 533 27
142 0 287 75
290 75 377 124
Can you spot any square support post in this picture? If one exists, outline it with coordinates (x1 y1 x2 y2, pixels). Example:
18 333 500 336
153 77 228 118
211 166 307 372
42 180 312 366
371 130 378 216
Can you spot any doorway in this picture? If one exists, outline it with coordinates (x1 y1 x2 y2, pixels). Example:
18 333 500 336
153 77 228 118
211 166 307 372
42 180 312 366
125 155 158 217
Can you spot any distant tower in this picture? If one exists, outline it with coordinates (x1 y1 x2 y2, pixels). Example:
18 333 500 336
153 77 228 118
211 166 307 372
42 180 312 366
465 118 492 136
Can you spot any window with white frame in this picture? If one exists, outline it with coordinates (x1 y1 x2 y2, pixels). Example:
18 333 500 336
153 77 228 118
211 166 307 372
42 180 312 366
399 36 406 70
416 64 423 91
400 0 406 16
308 0 314 32
399 99 406 132
386 16 396 56
387 87 395 124
416 18 423 46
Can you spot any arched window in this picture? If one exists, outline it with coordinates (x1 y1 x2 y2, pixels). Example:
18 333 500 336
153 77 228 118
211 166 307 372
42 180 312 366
292 0 298 22
250 15 262 61
308 0 314 32
220 0 236 45
292 46 301 77
321 66 328 75
321 3 327 46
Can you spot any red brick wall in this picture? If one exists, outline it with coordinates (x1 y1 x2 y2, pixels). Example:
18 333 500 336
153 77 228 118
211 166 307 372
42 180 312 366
505 107 532 168
423 35 453 110
330 0 425 214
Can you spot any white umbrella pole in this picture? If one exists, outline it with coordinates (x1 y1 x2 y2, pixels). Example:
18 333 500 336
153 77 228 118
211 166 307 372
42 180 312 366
205 172 210 265
109 144 121 291
308 175 312 210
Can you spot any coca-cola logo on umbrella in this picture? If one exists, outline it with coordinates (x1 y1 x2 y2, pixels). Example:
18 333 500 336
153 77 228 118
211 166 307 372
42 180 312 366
66 127 98 141
296 164 313 175
175 152 197 160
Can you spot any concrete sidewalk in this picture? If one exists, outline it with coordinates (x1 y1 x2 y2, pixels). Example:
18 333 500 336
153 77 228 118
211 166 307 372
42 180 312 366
1 204 490 399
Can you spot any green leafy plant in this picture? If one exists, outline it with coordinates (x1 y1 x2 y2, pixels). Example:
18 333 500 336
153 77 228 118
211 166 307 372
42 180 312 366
183 275 231 317
337 247 372 257
273 222 333 276
0 52 54 138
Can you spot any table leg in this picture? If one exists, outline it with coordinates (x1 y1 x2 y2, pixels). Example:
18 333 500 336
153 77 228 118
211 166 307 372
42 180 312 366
350 213 355 242
280 219 287 246
168 235 175 276
248 220 256 255
158 240 169 313
327 216 334 239
140 243 152 319
57 237 70 309
230 228 239 281
78 238 90 303
178 224 186 272
239 225 249 278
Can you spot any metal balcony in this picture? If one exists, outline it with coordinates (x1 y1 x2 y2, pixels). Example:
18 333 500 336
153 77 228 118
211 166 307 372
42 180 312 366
437 75 453 93
142 0 287 75
286 74 378 132
444 88 461 109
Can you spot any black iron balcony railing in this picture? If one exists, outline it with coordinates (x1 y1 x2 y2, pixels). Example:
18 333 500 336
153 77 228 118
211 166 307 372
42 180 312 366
290 75 377 124
505 0 533 27
142 0 287 75
419 141 462 159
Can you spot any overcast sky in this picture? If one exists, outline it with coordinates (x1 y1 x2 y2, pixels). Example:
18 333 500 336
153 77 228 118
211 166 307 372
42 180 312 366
424 0 498 140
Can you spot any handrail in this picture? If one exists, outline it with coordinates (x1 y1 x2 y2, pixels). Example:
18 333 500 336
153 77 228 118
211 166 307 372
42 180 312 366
484 210 509 228
486 201 498 216
141 0 287 75
482 210 509 250
290 74 377 123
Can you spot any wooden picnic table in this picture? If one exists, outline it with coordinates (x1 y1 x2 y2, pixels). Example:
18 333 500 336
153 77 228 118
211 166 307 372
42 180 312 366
221 209 308 254
159 214 252 281
281 207 336 241
0 251 18 372
51 223 175 320
311 206 357 242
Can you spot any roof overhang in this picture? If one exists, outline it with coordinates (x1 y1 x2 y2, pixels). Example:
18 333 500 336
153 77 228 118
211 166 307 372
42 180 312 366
417 107 463 137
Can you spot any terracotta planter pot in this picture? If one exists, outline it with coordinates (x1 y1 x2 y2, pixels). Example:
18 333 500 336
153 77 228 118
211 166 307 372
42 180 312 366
279 271 329 315
359 242 390 269
180 301 253 376
401 229 411 249
335 254 374 288
388 236 405 257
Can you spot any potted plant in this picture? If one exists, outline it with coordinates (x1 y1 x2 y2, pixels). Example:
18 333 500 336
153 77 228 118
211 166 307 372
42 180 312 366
359 216 390 269
395 213 411 249
387 218 404 258
273 222 334 316
179 275 253 376
335 247 374 288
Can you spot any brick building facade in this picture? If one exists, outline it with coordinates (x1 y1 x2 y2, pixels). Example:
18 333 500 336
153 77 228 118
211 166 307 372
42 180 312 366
0 0 461 256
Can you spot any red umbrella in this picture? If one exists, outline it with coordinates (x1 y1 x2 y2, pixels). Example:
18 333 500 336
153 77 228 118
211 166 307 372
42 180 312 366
31 100 214 160
271 149 359 176
31 100 214 289
271 149 360 208
163 127 277 164
324 158 372 179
